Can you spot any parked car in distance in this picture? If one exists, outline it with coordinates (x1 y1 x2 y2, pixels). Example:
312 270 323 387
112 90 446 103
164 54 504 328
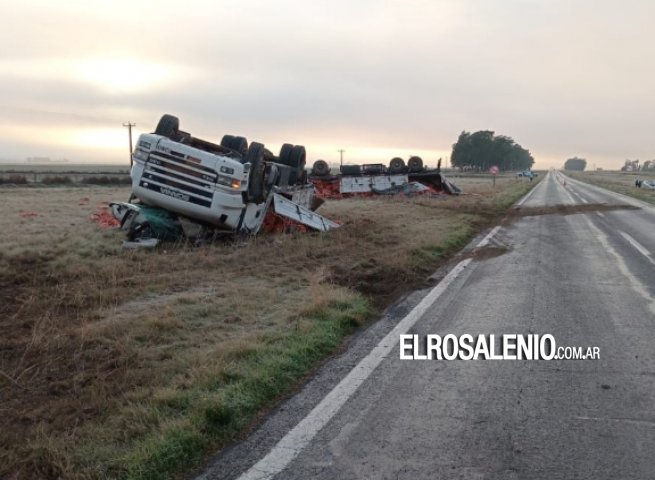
517 170 538 178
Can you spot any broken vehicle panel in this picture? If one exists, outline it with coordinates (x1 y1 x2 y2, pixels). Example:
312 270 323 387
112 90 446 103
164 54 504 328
272 193 340 232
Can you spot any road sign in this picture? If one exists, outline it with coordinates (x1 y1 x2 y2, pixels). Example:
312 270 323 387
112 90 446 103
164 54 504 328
490 165 499 188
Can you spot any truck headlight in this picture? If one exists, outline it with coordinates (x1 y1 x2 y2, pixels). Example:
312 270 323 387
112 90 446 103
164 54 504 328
231 179 241 189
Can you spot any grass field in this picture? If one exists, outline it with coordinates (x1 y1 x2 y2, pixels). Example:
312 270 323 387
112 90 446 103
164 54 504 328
567 170 655 205
0 164 131 184
0 176 536 479
0 163 130 173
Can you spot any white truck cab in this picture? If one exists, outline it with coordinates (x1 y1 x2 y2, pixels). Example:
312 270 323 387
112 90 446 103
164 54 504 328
131 132 259 230
129 114 306 233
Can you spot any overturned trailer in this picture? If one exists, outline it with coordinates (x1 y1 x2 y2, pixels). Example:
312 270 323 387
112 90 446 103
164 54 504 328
111 114 338 246
308 157 461 199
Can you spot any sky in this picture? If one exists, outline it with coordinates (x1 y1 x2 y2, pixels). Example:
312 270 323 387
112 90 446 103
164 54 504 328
1 0 654 169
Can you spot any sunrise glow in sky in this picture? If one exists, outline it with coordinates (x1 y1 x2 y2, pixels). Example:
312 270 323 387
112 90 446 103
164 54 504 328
1 0 655 168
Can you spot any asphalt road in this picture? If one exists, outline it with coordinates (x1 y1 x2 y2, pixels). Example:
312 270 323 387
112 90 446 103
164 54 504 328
198 171 655 480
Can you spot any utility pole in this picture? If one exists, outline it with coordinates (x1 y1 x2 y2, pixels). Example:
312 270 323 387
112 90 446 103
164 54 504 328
123 122 136 167
338 149 345 166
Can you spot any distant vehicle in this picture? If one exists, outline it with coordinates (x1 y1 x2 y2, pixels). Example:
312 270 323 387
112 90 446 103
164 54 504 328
517 170 538 178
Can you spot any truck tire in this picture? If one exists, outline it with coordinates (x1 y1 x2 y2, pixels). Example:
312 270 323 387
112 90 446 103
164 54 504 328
363 164 386 175
220 135 248 156
340 164 361 176
155 114 179 138
389 157 405 173
245 142 266 203
288 145 306 184
278 143 293 166
312 160 330 176
288 145 306 170
408 156 423 173
221 134 235 149
231 136 248 156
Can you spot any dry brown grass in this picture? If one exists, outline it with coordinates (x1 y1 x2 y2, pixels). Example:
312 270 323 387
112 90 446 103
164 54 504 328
0 177 532 479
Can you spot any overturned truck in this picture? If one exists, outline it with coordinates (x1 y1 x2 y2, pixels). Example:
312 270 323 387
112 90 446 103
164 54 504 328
111 114 338 246
308 156 461 198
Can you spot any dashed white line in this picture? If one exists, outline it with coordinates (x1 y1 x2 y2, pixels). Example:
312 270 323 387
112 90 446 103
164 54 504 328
619 231 655 265
585 218 655 315
558 180 577 204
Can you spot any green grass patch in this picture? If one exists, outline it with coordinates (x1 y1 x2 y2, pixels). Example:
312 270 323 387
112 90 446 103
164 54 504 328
77 297 373 480
493 177 540 210
413 217 473 263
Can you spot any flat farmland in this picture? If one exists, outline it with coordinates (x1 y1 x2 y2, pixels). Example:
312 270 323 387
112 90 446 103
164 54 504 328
567 170 655 204
0 176 536 479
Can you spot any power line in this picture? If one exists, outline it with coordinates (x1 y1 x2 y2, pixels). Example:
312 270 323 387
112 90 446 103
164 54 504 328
123 122 136 167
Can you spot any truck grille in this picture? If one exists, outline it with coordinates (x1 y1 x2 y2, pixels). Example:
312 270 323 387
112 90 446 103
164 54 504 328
140 151 217 208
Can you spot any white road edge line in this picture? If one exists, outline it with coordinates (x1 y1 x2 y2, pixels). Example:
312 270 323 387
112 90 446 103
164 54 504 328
233 184 530 479
477 225 501 248
515 173 544 207
584 218 655 315
566 187 588 205
619 231 655 265
235 258 473 480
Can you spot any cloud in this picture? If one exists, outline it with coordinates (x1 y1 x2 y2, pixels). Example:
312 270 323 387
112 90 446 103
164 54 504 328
1 0 654 167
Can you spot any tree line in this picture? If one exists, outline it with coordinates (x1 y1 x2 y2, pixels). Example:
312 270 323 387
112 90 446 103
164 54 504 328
451 131 535 172
564 157 587 171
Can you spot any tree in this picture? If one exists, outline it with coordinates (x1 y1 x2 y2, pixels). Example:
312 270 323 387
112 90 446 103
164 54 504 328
451 130 534 172
564 157 587 171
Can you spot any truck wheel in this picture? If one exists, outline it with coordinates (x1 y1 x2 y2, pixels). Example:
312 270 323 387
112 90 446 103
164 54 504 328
340 164 361 176
245 142 266 203
154 114 179 138
263 148 275 161
389 157 405 173
278 143 293 166
289 145 306 169
408 156 423 173
221 134 235 149
232 136 248 156
312 160 330 176
288 145 306 184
